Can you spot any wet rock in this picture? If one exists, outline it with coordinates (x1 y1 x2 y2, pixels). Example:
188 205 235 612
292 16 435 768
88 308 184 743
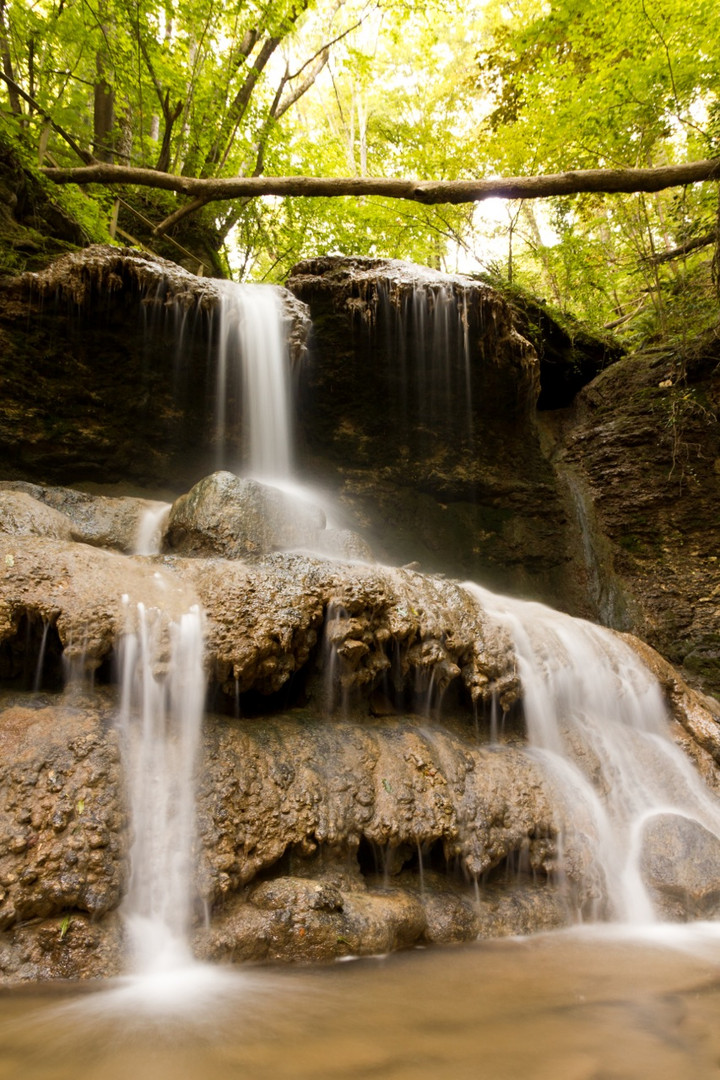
164 472 326 557
201 878 427 963
0 246 310 488
0 693 125 946
0 481 168 553
286 255 577 603
0 912 123 982
640 812 720 919
0 490 73 541
559 330 720 697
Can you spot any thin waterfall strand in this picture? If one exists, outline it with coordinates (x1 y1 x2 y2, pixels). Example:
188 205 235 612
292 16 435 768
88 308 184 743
117 599 206 972
215 282 293 481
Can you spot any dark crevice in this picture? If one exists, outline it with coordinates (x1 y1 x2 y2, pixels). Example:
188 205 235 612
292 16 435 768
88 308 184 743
0 613 64 692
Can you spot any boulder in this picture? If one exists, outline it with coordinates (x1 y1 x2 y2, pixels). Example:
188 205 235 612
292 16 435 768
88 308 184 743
0 480 169 553
164 472 327 557
640 812 720 918
0 490 73 541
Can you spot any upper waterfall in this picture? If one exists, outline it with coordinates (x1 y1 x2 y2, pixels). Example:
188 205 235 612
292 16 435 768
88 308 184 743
215 281 295 483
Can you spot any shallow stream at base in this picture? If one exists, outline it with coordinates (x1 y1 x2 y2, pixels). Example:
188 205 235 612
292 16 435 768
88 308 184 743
4 927 720 1079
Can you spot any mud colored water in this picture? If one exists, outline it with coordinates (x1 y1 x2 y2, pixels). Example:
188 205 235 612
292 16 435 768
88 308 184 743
4 927 720 1080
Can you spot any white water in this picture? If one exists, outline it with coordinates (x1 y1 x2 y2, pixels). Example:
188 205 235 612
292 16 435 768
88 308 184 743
132 503 171 556
116 599 206 974
466 583 720 922
215 281 293 481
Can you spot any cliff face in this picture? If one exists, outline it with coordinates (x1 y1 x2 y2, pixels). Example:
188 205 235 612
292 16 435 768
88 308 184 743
287 256 582 604
553 331 720 697
0 246 309 489
1 246 720 981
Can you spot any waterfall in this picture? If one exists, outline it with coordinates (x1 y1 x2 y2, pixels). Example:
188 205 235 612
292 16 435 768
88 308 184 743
215 282 294 481
375 277 474 444
466 583 720 922
117 599 206 973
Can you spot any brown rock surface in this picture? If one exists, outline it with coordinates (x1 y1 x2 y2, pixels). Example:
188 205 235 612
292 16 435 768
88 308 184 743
0 246 309 488
554 331 720 696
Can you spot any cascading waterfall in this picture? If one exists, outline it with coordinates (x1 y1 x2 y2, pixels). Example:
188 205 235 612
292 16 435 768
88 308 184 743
466 583 720 923
215 281 294 481
75 265 720 994
117 598 206 973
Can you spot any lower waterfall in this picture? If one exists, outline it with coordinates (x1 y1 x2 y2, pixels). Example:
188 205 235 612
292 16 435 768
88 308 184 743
468 584 720 924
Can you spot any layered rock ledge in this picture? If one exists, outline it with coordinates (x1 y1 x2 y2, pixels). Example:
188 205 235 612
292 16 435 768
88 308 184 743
1 477 720 981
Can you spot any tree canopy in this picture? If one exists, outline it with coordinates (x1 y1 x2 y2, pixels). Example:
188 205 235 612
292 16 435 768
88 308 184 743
2 0 719 337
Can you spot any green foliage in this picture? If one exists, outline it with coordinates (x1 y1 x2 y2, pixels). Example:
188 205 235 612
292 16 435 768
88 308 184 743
0 0 719 334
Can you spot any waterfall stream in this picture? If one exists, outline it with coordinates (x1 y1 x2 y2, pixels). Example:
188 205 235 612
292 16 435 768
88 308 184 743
117 599 206 975
467 583 720 922
215 281 294 481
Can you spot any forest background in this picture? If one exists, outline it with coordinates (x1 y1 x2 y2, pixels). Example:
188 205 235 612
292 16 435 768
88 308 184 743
2 0 720 345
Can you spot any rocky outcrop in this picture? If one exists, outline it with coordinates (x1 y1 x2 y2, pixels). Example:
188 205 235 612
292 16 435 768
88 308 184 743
286 256 579 600
552 330 720 697
0 246 310 489
1 476 720 981
500 284 624 410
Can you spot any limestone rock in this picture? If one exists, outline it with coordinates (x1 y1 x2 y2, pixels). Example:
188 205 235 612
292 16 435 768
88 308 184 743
0 490 73 541
0 480 169 553
640 812 720 918
164 472 326 557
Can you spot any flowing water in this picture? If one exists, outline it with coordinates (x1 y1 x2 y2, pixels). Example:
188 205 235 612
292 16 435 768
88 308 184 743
467 584 720 922
116 600 206 975
215 281 294 481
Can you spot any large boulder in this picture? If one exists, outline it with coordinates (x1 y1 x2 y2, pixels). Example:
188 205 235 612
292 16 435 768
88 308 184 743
640 812 720 919
163 472 327 557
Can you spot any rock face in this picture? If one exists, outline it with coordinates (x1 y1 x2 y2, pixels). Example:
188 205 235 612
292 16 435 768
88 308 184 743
553 331 720 697
0 246 310 489
1 477 720 981
286 256 579 600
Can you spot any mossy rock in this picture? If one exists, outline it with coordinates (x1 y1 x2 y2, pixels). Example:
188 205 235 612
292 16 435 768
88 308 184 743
0 120 112 277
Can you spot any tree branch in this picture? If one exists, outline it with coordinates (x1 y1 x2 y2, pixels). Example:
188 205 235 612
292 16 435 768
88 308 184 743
40 158 720 205
644 231 716 265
